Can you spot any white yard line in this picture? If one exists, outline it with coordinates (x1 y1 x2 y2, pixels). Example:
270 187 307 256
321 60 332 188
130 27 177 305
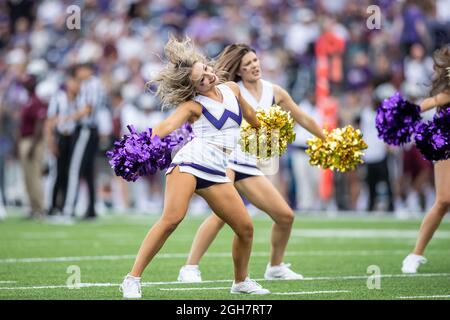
291 229 450 239
17 228 450 240
397 294 450 299
0 273 448 290
159 287 230 291
300 273 450 281
272 290 351 295
4 249 450 264
158 288 351 295
0 255 137 263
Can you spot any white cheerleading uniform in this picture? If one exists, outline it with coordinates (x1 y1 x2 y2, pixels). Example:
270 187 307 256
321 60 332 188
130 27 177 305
227 79 275 176
166 84 242 185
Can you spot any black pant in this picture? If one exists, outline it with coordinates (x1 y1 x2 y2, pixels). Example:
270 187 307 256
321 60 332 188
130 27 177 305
63 126 99 217
49 134 73 213
366 158 394 211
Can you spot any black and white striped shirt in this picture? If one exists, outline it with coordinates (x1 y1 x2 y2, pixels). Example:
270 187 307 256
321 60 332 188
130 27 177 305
47 89 77 135
77 76 107 128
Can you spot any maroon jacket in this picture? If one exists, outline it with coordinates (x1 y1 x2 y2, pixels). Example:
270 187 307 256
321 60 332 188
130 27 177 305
19 93 47 138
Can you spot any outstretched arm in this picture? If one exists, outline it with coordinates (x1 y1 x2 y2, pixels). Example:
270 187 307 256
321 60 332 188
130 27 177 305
225 81 260 128
420 92 450 112
274 85 326 140
151 101 201 138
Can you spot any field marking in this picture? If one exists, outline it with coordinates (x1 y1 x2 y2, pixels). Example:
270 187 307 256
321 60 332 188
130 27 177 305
0 281 16 284
0 273 449 291
14 228 450 241
159 287 229 291
397 294 450 299
0 255 137 263
158 287 351 295
291 229 450 239
3 249 450 264
272 290 351 295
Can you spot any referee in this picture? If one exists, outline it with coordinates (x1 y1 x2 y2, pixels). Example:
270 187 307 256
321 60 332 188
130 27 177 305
46 68 79 216
62 63 106 220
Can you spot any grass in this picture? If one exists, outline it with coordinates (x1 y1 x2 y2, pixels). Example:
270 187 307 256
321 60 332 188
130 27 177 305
0 210 449 300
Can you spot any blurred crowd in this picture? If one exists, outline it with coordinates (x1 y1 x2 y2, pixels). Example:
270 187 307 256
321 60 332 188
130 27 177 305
0 0 449 219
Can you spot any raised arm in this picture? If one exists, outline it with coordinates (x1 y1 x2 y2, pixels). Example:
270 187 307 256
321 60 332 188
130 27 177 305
274 85 326 140
151 100 201 139
420 92 450 112
225 81 260 128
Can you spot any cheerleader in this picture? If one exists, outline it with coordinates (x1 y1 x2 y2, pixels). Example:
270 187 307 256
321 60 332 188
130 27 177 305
119 37 270 298
402 46 450 273
178 44 325 282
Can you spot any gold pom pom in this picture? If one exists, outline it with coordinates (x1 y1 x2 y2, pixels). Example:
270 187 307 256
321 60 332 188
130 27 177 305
306 125 368 172
240 105 296 159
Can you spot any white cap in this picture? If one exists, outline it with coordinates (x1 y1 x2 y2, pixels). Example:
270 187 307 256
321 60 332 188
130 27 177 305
36 80 59 103
27 59 49 78
6 48 27 65
121 83 141 102
137 94 157 110
401 82 425 99
374 83 396 101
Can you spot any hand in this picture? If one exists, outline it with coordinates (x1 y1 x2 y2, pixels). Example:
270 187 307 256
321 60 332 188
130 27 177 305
49 142 59 157
419 98 430 113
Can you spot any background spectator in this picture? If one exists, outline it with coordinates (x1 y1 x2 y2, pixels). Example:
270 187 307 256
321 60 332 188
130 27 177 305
0 0 448 217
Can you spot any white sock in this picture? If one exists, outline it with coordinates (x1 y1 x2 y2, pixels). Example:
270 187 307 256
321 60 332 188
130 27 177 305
127 274 141 281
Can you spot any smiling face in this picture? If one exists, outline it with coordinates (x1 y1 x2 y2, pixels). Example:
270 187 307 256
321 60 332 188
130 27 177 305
238 51 261 82
191 62 219 94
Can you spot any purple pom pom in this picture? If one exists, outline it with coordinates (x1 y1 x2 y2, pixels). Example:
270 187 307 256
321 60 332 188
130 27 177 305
375 92 422 146
414 107 450 161
106 123 195 182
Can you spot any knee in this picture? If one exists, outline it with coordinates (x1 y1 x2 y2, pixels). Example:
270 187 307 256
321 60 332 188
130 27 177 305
275 209 295 227
435 197 450 212
160 214 184 233
237 222 254 240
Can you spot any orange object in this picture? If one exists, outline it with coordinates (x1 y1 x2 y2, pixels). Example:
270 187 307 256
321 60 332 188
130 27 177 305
315 31 345 201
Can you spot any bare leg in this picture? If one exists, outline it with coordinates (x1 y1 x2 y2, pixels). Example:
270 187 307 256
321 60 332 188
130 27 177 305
129 166 196 277
235 176 295 266
184 170 236 265
412 160 450 255
186 214 226 265
196 180 253 282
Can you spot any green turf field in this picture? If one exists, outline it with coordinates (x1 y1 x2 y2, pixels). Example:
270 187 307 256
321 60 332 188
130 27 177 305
1 211 449 300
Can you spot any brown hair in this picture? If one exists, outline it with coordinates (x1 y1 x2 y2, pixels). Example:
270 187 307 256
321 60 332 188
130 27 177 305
214 44 256 82
147 36 212 108
430 45 450 97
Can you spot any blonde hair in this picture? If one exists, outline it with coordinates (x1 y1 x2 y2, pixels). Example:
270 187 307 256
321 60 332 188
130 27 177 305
148 36 225 108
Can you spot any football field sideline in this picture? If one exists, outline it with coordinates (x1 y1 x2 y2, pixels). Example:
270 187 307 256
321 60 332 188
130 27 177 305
1 214 449 299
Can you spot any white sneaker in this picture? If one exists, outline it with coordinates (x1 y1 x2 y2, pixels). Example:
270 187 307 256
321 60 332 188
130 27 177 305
119 275 142 299
230 277 270 295
177 265 202 283
264 263 304 280
402 254 427 274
